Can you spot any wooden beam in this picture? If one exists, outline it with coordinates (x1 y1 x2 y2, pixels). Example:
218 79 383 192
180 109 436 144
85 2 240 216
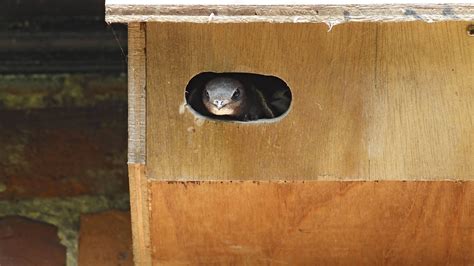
128 164 151 266
128 23 151 265
106 1 474 24
127 23 146 164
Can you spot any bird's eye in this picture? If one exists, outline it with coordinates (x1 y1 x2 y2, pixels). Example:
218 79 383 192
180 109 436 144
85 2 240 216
231 89 240 100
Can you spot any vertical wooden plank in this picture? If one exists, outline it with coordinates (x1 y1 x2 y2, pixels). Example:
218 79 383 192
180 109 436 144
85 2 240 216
128 22 151 266
128 164 151 266
128 22 146 164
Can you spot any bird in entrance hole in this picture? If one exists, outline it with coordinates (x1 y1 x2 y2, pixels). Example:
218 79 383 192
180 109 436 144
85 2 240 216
202 77 274 121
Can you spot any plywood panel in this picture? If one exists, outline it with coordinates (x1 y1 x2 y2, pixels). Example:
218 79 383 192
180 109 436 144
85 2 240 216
149 181 474 265
147 22 375 180
369 22 474 179
146 21 473 181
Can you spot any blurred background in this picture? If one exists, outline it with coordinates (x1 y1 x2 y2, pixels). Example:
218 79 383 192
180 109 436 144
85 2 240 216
0 0 132 265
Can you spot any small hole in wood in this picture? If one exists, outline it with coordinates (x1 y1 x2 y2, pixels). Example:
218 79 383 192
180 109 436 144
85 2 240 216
468 25 474 36
185 72 292 122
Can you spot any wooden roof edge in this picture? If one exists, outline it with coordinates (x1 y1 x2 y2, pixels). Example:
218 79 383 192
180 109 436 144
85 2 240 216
105 3 474 24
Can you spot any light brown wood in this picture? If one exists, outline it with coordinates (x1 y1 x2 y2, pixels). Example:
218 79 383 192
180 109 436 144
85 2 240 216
128 23 147 164
146 21 474 181
129 20 474 263
370 22 474 180
105 2 474 24
128 164 152 266
149 180 474 265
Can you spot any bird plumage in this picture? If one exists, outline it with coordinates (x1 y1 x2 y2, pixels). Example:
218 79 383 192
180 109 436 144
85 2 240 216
202 77 274 121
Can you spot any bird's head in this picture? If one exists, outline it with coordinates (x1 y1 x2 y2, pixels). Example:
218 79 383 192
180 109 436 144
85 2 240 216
202 77 246 116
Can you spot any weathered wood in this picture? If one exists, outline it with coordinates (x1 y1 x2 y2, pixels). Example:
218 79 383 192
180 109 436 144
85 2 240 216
149 181 474 265
146 21 473 181
78 211 133 266
370 22 474 180
0 106 127 200
105 1 474 24
128 23 146 164
128 164 152 265
0 217 66 266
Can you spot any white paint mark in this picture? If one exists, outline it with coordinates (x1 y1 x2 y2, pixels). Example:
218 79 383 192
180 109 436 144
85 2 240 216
326 21 334 31
325 19 343 31
208 12 215 22
179 102 186 114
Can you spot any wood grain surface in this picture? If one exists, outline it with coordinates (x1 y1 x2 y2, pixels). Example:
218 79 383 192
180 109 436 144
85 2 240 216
128 23 147 164
370 22 474 180
149 181 474 265
128 163 152 265
146 21 473 181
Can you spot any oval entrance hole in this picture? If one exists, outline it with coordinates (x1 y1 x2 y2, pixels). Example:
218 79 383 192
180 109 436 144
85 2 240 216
185 72 292 122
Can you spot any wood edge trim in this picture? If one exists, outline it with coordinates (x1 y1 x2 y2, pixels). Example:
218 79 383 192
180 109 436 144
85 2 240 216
128 23 147 164
106 4 474 23
128 163 152 266
153 180 470 184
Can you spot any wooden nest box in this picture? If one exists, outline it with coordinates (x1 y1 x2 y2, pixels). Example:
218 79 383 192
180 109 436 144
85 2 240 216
106 1 474 265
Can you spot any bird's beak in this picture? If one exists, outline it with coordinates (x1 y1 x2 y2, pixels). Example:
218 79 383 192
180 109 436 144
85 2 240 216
214 100 225 110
